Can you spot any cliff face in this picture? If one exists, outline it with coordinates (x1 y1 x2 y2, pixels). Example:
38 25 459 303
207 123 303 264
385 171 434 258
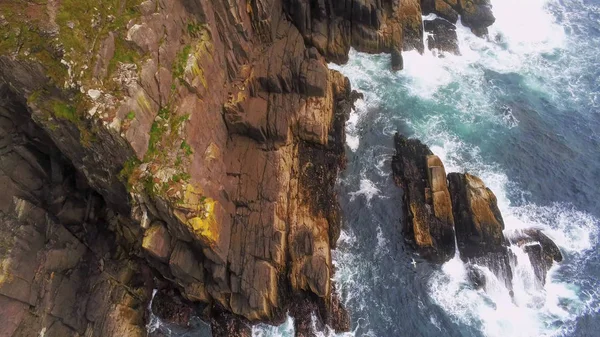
0 0 439 335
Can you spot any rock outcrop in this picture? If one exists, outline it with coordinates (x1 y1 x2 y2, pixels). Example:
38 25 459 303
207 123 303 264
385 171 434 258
392 134 561 291
391 134 456 263
0 0 434 335
447 172 513 287
424 18 460 55
0 89 152 336
421 0 496 54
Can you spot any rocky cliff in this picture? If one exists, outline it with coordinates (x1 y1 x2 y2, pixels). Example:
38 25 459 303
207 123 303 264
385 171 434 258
0 1 419 336
0 0 500 335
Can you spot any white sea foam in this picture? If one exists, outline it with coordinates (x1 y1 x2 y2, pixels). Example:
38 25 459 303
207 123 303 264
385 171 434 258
252 315 295 337
348 178 381 204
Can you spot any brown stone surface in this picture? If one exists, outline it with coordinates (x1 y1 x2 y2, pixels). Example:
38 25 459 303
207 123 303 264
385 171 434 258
447 173 506 257
143 222 172 262
392 134 456 262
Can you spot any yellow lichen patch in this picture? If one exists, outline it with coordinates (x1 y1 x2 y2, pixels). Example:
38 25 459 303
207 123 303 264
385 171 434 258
173 184 220 248
0 258 12 286
410 203 434 247
141 225 161 250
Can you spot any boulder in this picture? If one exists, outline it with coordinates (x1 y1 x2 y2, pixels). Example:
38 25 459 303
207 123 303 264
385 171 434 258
456 0 495 36
391 48 404 71
392 134 456 262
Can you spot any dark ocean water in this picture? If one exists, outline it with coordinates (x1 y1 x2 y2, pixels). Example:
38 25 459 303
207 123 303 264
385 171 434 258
155 0 600 336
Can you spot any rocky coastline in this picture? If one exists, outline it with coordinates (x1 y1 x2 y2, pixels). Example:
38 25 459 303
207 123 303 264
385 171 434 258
1 0 498 336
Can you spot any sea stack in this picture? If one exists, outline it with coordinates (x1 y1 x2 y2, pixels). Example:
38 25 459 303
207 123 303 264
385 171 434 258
391 133 562 289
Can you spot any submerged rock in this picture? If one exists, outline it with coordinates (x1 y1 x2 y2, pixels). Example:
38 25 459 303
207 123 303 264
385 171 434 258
509 229 563 284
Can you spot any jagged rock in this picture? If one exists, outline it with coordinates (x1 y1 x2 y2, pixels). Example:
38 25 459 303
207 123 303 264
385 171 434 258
392 134 456 262
210 310 252 337
447 173 505 257
284 0 424 67
392 134 512 287
458 0 495 36
467 265 486 289
447 172 513 288
509 229 563 284
424 19 460 55
422 0 495 36
151 289 195 327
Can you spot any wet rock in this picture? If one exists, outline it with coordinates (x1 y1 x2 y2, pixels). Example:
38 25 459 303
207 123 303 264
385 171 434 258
151 289 195 327
422 0 495 36
467 265 486 289
447 172 513 288
391 48 404 71
510 229 563 284
392 134 456 262
210 310 252 337
424 19 460 55
458 0 496 36
447 173 505 257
